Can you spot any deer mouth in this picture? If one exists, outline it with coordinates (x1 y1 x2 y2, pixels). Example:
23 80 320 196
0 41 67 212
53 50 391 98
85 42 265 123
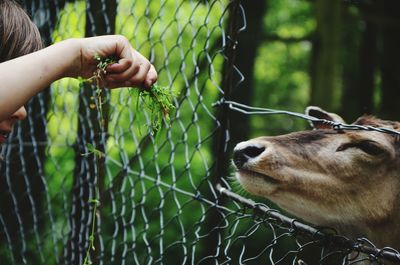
237 169 280 185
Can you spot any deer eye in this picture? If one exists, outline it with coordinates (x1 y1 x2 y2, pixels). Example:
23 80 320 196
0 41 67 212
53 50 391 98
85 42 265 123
356 141 384 156
336 141 384 156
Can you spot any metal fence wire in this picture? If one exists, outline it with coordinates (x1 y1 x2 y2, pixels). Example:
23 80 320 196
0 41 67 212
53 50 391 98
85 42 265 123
1 0 400 265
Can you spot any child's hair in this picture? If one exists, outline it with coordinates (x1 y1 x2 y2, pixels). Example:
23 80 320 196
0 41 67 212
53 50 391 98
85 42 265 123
0 0 43 62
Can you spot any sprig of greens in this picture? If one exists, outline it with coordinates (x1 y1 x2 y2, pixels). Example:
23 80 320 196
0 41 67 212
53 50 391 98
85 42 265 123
88 55 175 135
83 199 100 265
81 143 105 158
135 84 176 134
87 55 117 127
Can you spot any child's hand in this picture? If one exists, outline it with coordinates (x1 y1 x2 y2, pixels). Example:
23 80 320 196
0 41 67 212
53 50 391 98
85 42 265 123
75 35 157 88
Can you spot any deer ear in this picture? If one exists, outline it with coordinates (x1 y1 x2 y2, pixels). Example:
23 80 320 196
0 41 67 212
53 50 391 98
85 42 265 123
305 106 346 129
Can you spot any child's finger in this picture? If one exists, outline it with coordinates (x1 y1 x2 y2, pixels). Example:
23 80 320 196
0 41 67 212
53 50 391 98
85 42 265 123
105 80 135 89
106 58 132 73
106 65 156 89
107 63 151 89
105 65 149 88
105 61 144 83
143 65 158 88
126 60 151 87
112 35 134 63
106 48 150 82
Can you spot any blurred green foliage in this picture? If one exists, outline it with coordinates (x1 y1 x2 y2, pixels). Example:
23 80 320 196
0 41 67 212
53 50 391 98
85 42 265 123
246 0 314 139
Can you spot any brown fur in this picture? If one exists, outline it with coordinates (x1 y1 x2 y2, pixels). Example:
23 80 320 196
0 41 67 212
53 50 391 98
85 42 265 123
233 108 400 251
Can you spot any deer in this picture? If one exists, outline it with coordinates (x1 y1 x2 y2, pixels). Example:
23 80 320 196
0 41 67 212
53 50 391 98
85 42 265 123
232 106 400 259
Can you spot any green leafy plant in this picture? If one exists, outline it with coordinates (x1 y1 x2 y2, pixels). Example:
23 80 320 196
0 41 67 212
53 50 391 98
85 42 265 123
83 199 100 265
81 143 105 158
87 55 176 135
86 55 116 127
133 84 176 135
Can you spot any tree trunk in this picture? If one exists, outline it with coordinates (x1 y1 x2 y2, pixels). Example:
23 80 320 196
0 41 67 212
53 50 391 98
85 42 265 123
229 0 266 145
341 2 377 121
380 0 400 120
310 0 342 111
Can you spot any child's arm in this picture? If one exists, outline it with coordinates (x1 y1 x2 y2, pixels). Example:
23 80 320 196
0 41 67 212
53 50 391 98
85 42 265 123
0 35 157 121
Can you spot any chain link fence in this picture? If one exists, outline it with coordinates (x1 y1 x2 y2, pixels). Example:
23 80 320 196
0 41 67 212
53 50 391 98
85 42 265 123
1 0 399 264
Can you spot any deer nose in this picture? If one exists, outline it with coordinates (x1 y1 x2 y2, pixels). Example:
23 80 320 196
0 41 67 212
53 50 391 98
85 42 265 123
233 145 265 169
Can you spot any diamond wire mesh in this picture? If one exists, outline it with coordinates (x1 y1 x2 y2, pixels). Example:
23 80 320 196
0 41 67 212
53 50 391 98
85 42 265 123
1 1 400 265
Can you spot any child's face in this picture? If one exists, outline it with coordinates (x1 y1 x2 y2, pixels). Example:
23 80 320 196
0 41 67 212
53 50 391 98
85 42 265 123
0 107 27 143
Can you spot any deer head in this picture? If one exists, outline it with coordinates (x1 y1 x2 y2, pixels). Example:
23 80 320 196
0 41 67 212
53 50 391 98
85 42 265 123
233 106 400 249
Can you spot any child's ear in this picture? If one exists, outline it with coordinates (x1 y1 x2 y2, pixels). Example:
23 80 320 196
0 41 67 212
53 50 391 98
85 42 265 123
305 106 346 129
